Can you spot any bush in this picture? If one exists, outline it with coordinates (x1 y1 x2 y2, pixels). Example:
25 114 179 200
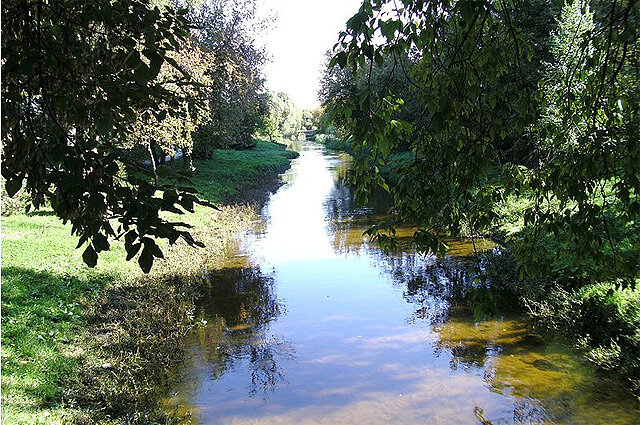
315 133 345 151
193 123 258 160
314 133 339 144
493 252 640 391
192 124 224 159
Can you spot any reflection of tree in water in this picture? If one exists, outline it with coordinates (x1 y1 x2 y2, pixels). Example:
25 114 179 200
474 401 549 425
192 267 294 398
381 254 503 370
325 179 358 223
375 253 476 324
330 153 353 186
375 252 524 371
324 183 396 255
377 254 557 423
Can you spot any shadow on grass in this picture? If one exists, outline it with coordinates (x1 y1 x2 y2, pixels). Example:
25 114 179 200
26 210 58 217
1 266 109 409
1 265 194 422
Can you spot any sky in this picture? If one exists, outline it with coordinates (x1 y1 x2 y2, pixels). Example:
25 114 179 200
256 0 362 110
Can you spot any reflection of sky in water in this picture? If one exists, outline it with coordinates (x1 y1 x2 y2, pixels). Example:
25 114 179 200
252 147 338 265
167 142 639 425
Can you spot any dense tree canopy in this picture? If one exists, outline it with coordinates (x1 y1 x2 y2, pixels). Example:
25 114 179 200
324 0 639 286
1 0 271 272
1 0 209 272
191 0 271 154
128 38 214 175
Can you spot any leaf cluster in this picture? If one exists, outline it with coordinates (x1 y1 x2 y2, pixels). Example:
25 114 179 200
325 0 639 285
1 0 212 272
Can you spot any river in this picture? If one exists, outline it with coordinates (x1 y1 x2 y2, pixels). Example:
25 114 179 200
165 142 639 424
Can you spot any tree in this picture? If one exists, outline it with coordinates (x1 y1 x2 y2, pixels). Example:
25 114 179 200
261 91 302 142
310 107 326 132
319 47 420 145
190 0 270 153
328 0 639 285
128 38 214 175
301 110 314 130
1 0 214 272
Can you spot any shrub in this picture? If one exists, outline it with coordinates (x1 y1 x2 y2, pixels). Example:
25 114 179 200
315 133 345 151
192 124 224 159
192 123 258 160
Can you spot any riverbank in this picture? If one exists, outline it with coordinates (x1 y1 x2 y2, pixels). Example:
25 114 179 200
485 195 640 396
1 141 298 424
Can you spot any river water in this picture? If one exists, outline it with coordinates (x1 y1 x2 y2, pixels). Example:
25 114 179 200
166 142 639 424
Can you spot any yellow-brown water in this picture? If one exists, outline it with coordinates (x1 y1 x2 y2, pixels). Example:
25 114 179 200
166 142 639 424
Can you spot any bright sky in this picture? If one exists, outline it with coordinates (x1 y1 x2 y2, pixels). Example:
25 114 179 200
257 0 362 110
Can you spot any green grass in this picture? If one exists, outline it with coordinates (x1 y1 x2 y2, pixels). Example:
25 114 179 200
1 140 297 424
192 140 298 203
1 214 134 424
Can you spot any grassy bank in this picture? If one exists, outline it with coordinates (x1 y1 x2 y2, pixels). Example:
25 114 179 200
485 194 640 395
1 140 298 424
192 141 299 204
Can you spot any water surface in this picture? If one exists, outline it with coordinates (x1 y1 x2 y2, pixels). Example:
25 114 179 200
167 142 639 424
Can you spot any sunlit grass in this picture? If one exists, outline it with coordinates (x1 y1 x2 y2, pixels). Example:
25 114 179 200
192 141 298 203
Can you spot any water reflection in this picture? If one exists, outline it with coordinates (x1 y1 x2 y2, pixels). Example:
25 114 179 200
167 142 639 425
171 267 294 407
434 317 639 424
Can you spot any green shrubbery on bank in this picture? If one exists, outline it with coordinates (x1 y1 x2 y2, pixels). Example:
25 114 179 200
1 141 297 424
482 249 640 394
481 193 640 394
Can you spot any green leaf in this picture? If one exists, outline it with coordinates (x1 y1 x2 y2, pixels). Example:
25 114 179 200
334 52 347 69
163 189 178 202
362 45 373 60
138 247 154 274
93 233 110 252
346 11 367 32
82 245 98 268
125 243 142 261
124 230 138 246
143 48 164 75
5 178 22 197
134 64 153 85
148 240 164 259
126 50 142 69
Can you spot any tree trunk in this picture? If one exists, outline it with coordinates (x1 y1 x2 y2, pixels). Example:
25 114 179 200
183 148 194 173
147 142 158 186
